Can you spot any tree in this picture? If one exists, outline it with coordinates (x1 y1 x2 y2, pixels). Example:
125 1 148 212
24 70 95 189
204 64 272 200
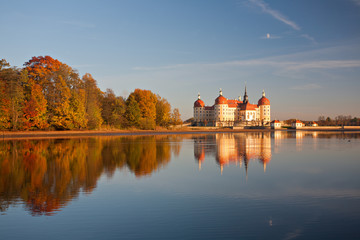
83 73 103 129
156 95 171 127
23 82 49 129
130 89 157 121
0 60 26 130
171 108 182 125
101 89 117 126
24 56 62 87
124 94 141 127
22 56 64 130
111 96 126 128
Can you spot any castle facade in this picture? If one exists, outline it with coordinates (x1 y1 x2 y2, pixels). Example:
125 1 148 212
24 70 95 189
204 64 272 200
193 87 270 127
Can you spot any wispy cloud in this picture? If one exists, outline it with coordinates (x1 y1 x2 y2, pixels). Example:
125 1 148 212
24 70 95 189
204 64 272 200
285 60 360 70
301 34 317 44
249 0 300 30
290 83 322 90
133 59 360 72
58 20 96 28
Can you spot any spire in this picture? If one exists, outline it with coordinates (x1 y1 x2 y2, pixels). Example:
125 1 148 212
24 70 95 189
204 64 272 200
243 83 249 104
219 88 223 96
262 89 265 97
198 92 201 100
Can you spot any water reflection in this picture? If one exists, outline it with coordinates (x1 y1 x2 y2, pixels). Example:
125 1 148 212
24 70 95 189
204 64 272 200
0 136 182 216
194 133 272 175
0 131 358 216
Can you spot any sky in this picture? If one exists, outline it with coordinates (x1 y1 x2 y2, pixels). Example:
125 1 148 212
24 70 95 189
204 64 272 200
1 0 360 120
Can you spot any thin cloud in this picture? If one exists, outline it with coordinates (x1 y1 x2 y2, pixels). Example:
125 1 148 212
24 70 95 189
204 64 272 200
249 0 300 30
59 20 96 28
286 60 360 70
301 34 317 44
290 84 322 90
133 59 360 72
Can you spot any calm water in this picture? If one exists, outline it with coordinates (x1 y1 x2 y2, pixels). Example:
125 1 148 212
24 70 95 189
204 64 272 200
0 131 360 239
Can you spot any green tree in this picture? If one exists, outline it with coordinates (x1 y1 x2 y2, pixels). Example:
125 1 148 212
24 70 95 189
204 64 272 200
112 96 126 128
125 94 141 127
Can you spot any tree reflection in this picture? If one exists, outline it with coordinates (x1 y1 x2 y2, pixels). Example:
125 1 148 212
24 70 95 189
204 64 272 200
0 135 182 215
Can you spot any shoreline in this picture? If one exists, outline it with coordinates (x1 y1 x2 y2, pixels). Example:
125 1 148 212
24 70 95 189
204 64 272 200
1 127 360 139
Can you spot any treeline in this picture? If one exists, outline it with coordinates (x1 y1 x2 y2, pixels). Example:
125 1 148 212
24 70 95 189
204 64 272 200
0 56 182 130
317 115 360 126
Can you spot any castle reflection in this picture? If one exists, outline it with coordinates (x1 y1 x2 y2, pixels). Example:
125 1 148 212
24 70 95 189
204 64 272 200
194 133 272 176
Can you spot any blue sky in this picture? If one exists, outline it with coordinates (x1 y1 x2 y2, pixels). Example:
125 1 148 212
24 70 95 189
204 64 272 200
1 0 360 120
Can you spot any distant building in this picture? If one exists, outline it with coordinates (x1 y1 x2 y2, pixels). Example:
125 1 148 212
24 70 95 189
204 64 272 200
271 120 281 129
291 120 304 129
310 121 318 127
193 86 271 127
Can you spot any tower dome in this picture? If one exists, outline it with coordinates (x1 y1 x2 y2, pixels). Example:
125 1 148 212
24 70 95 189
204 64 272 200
258 90 270 106
194 93 205 107
215 88 227 105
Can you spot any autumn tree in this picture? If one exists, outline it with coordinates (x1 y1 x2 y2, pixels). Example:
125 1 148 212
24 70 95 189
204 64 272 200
171 108 182 125
83 73 103 129
100 88 126 128
0 60 27 130
0 60 11 129
23 56 64 130
156 95 171 127
23 56 88 130
129 89 157 129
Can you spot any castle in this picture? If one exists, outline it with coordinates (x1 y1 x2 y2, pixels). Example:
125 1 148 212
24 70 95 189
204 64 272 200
193 87 270 126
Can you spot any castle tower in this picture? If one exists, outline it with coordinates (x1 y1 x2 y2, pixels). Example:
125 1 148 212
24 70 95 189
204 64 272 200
258 90 271 124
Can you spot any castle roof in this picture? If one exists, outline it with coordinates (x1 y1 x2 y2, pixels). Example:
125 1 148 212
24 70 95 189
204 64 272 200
227 99 242 108
215 95 227 105
240 102 258 111
194 99 205 108
258 96 270 106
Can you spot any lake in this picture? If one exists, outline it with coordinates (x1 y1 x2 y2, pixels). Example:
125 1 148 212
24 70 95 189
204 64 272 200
1 131 360 239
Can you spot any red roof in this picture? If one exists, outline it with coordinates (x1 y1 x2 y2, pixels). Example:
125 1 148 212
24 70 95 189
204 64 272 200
258 96 270 106
215 95 227 105
294 120 303 124
271 120 280 123
194 99 205 107
227 99 242 108
240 103 258 110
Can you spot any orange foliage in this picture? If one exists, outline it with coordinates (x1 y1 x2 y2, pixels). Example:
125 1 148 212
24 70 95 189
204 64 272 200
24 56 62 85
